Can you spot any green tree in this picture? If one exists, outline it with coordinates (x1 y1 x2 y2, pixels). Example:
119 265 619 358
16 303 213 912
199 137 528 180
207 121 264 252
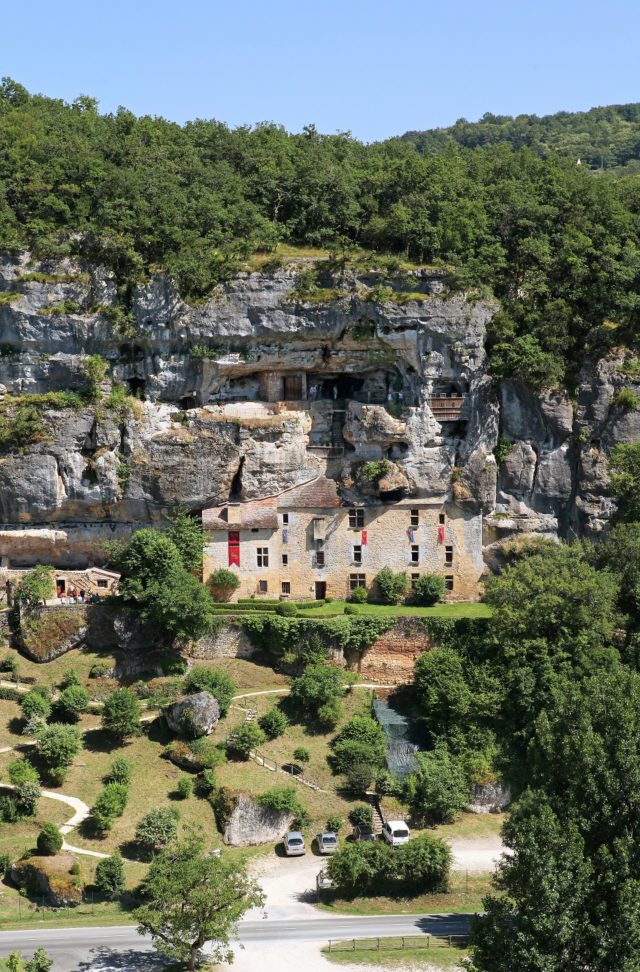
166 507 205 572
258 707 289 740
289 662 346 727
404 744 469 825
609 442 640 523
53 684 90 722
413 646 473 748
101 688 141 741
15 566 53 609
412 573 445 606
135 806 180 856
374 567 408 605
21 689 51 721
34 723 82 783
95 850 125 899
182 667 236 717
134 831 265 970
106 756 133 785
225 722 265 760
90 783 129 833
36 823 63 855
348 804 374 829
207 568 241 601
24 950 53 972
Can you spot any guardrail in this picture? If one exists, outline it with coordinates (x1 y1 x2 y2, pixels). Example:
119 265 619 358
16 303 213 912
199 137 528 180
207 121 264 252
326 934 469 953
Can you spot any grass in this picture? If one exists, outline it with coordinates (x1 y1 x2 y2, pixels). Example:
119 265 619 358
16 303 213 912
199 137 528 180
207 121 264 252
324 941 469 970
318 870 492 917
0 644 120 691
296 602 492 619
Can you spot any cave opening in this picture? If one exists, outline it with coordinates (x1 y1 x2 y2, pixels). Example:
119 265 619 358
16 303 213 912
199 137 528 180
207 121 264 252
229 456 245 501
127 377 146 399
180 395 197 410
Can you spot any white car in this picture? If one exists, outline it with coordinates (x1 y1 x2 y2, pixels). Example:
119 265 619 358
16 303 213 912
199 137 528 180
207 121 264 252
315 831 339 854
283 831 306 856
381 820 410 846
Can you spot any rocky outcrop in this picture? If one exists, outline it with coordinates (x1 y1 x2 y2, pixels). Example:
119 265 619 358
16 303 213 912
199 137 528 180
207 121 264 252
468 781 511 814
221 793 293 846
11 852 83 906
164 692 220 737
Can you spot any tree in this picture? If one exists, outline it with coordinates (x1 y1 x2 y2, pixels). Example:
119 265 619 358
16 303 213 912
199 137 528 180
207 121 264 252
258 707 289 739
207 567 240 602
166 507 206 572
413 646 473 748
348 804 374 829
289 662 346 726
90 783 129 832
53 684 90 721
95 850 125 899
8 759 40 817
412 573 445 606
374 567 408 605
106 755 133 785
135 807 180 856
609 442 640 523
134 831 265 970
225 722 265 760
101 688 141 741
34 723 82 783
24 950 53 972
15 566 53 609
21 689 51 721
37 823 63 855
404 744 469 825
182 667 236 717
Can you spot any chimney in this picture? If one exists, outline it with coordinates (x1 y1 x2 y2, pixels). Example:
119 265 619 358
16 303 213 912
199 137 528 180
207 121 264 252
227 503 241 525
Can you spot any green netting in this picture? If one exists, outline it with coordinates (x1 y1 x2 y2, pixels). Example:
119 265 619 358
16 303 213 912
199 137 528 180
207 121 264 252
373 699 420 779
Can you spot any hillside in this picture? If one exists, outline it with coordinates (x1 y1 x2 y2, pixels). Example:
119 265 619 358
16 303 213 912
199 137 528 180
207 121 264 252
401 102 640 171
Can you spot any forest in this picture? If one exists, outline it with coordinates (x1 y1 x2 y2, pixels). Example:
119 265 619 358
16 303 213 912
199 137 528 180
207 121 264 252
2 80 640 385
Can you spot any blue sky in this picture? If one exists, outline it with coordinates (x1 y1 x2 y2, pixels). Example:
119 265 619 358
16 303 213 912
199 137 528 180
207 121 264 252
3 0 639 141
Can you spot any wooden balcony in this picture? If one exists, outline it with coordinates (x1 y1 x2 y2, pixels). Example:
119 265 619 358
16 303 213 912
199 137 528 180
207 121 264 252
429 394 467 422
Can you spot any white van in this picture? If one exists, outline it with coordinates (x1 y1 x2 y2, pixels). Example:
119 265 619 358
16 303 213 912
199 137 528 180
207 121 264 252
381 820 410 846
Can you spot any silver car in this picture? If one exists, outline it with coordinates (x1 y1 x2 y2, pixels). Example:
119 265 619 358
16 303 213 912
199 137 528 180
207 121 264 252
283 831 306 856
315 831 339 854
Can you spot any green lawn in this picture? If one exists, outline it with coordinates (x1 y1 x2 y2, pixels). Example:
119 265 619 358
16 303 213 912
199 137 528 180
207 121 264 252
296 602 492 619
318 870 492 917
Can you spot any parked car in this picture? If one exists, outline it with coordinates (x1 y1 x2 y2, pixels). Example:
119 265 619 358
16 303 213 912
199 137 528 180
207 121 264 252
352 825 377 842
315 831 339 854
283 831 306 856
381 820 410 846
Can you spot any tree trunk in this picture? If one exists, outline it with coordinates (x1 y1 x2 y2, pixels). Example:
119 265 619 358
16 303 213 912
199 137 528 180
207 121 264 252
189 944 198 970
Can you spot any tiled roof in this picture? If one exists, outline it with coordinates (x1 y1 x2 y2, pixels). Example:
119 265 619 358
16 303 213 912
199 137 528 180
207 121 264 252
202 497 278 531
278 476 342 510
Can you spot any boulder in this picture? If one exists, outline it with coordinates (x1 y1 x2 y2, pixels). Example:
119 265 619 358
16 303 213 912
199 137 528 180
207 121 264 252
164 691 220 737
221 793 293 846
468 780 511 814
11 852 83 906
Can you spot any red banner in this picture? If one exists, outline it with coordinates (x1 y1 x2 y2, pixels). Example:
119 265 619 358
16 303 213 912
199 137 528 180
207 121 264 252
438 526 445 543
228 530 240 567
361 530 368 545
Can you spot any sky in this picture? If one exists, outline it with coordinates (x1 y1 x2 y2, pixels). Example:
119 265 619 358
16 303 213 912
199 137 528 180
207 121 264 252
3 0 639 142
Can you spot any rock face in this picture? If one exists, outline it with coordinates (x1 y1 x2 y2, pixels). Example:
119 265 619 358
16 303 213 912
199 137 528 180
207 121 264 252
222 793 293 846
0 251 636 571
164 692 220 737
468 781 511 814
11 852 83 906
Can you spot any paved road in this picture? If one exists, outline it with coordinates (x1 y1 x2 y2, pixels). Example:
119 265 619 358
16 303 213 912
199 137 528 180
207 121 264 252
0 913 473 970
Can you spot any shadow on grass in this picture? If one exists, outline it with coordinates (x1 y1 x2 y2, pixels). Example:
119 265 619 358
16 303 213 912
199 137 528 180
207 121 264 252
7 716 26 736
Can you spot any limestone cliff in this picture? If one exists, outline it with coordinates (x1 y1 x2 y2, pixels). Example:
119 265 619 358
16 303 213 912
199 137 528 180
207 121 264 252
0 251 634 569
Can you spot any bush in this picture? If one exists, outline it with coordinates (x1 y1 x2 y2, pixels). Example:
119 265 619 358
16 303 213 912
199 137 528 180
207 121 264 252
95 851 125 898
348 585 369 604
404 744 469 825
101 688 141 740
182 667 236 717
344 604 358 615
289 662 346 726
612 386 639 411
346 762 375 794
348 804 374 829
60 670 82 689
256 785 301 814
332 739 386 775
34 723 82 782
0 654 18 676
412 573 446 606
318 698 342 730
135 806 180 855
37 823 63 855
8 759 41 817
176 777 193 799
258 707 289 740
375 770 401 796
398 835 451 893
0 795 18 822
0 851 11 876
89 663 111 679
207 567 241 601
276 602 298 617
198 768 217 795
53 684 90 721
21 690 51 721
226 721 265 759
293 747 309 763
375 567 408 605
91 783 129 832
326 815 343 833
327 834 450 896
8 759 39 787
106 756 133 785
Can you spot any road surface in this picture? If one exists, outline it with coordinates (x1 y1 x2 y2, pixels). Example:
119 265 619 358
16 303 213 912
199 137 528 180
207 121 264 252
0 913 473 970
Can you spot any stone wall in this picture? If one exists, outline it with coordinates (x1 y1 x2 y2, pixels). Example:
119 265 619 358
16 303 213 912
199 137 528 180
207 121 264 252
357 618 432 683
187 624 258 660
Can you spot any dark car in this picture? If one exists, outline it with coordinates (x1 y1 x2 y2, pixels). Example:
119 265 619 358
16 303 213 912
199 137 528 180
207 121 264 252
353 825 377 842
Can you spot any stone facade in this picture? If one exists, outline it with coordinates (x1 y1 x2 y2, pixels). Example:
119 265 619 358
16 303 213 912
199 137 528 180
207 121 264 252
357 618 432 682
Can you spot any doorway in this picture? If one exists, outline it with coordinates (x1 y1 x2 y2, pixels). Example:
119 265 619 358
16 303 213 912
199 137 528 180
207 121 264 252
284 375 303 400
315 581 327 600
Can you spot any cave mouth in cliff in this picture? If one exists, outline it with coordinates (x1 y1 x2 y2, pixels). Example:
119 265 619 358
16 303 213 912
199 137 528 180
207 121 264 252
229 456 245 501
127 377 146 400
180 395 197 410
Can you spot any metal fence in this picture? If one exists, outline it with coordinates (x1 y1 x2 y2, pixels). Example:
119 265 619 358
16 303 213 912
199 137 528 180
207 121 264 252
326 934 469 953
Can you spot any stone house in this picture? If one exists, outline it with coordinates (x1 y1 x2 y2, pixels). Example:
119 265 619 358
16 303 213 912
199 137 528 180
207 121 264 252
202 476 483 601
1 565 119 605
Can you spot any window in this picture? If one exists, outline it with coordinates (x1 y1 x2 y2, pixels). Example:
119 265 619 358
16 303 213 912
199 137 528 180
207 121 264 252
281 554 288 566
315 549 325 568
349 573 366 590
97 579 108 589
411 573 420 590
348 508 365 529
353 544 362 565
445 545 453 566
410 509 419 527
445 576 454 591
259 580 268 593
282 513 289 525
257 547 269 567
281 581 291 595
251 528 259 533
439 512 446 525
411 545 420 564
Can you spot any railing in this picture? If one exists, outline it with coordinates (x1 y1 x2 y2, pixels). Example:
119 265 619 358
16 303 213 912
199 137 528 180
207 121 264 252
326 935 470 953
429 395 467 421
249 749 277 772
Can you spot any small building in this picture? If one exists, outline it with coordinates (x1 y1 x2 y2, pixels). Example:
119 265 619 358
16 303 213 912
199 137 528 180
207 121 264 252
202 476 483 601
1 566 119 605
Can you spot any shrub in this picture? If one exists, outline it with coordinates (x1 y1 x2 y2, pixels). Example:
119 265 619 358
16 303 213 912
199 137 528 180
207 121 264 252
375 567 408 605
344 604 358 615
106 756 133 785
226 722 265 759
37 823 63 855
318 698 342 730
326 815 343 833
358 460 390 482
292 747 309 763
328 833 450 896
198 768 217 795
375 770 401 796
256 785 301 815
207 567 240 601
348 585 369 604
398 835 451 893
612 386 639 411
21 690 51 721
0 795 18 822
258 707 289 740
332 739 386 775
404 745 469 825
412 573 446 606
135 807 180 855
69 862 81 875
276 602 298 617
8 759 39 787
91 783 129 832
0 851 11 876
189 736 226 769
182 667 236 717
101 688 141 740
348 804 374 829
289 662 346 726
60 670 82 689
8 759 41 817
54 684 90 721
0 654 18 676
34 723 82 782
89 663 111 679
346 762 375 793
95 850 125 898
176 777 193 799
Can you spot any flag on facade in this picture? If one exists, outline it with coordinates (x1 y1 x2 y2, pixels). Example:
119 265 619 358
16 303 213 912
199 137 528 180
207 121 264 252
361 530 368 545
228 530 240 566
407 527 415 543
282 528 289 544
438 526 445 543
